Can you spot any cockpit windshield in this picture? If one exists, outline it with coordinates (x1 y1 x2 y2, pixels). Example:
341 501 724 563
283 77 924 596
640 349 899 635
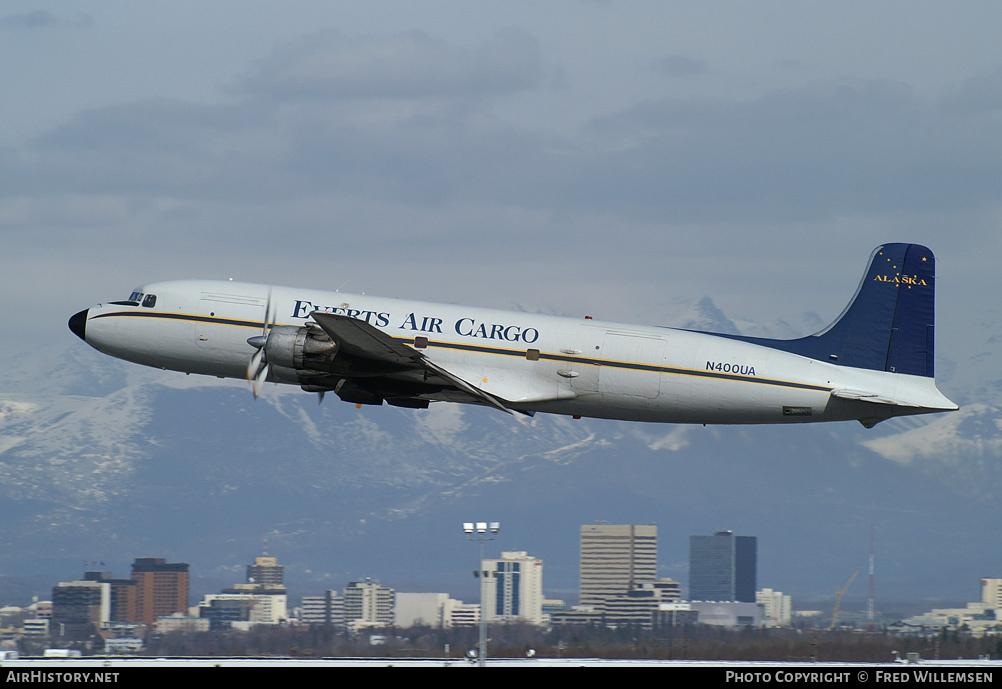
116 291 156 307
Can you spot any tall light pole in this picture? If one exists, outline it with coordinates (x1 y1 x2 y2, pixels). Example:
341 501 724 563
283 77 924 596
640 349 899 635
463 521 499 667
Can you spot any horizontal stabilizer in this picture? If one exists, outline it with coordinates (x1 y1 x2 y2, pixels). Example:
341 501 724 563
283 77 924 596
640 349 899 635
831 389 920 407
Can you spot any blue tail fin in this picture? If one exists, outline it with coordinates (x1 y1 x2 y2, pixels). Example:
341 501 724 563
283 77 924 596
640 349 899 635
724 243 937 377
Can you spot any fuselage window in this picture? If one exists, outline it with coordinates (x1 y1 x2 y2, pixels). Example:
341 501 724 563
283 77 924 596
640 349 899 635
142 294 157 308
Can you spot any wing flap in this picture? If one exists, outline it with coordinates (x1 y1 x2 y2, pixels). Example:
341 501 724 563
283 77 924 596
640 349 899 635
420 359 515 415
431 361 578 405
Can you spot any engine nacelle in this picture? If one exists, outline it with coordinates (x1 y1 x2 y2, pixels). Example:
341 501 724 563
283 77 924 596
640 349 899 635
263 325 337 371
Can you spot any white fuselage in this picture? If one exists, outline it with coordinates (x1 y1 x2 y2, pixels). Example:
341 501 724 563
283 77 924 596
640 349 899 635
78 279 956 425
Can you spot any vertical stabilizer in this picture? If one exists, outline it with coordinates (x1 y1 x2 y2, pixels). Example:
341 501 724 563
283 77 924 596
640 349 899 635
816 243 935 376
714 243 937 377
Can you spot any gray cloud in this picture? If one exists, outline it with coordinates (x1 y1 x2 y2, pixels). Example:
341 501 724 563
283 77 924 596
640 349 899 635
7 66 1002 241
0 10 92 29
948 68 1002 114
650 53 707 78
5 99 277 202
238 28 541 100
5 29 549 209
580 79 1002 222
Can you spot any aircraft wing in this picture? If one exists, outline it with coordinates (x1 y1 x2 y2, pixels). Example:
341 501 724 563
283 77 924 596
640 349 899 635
309 312 515 414
310 312 423 367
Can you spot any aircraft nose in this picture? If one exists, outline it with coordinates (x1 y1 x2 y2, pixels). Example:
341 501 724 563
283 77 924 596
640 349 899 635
68 309 88 341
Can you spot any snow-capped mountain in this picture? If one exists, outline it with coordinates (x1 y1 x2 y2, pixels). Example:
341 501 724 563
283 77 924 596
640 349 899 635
0 299 998 608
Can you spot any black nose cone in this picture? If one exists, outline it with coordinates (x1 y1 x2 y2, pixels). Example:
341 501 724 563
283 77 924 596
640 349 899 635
68 309 88 341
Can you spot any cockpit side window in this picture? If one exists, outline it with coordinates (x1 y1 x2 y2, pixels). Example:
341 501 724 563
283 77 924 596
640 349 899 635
141 294 157 308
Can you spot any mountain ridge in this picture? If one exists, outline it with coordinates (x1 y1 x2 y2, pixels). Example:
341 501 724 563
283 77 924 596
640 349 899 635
0 299 996 607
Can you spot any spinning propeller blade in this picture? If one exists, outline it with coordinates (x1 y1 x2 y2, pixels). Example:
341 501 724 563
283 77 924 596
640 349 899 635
245 289 274 399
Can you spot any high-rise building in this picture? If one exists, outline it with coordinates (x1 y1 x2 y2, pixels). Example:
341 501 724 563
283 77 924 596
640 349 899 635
247 555 284 589
223 554 287 596
131 557 190 626
301 590 345 627
343 578 394 631
689 531 757 602
756 588 792 626
51 580 110 638
982 578 1002 608
202 553 288 627
83 571 138 622
580 523 657 611
481 551 544 625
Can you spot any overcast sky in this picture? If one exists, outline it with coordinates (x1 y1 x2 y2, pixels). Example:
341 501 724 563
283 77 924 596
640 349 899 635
3 1 1000 398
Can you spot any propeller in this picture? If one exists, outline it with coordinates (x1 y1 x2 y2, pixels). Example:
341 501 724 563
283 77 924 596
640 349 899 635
246 290 275 398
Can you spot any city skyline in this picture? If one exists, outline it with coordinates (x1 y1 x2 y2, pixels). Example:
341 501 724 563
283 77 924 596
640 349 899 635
19 547 1002 647
28 528 995 618
5 514 995 614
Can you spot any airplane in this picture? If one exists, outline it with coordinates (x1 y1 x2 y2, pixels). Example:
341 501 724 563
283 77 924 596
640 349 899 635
68 243 957 427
